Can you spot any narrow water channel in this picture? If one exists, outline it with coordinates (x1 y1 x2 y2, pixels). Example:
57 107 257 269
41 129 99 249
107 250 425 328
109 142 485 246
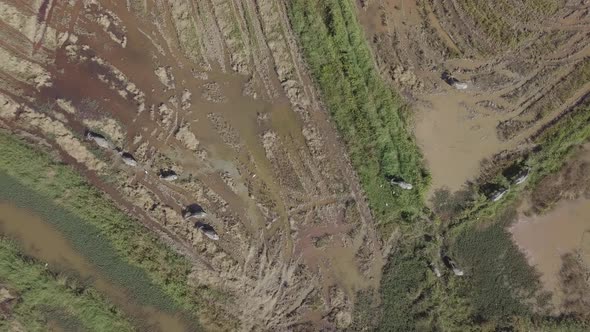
0 202 190 332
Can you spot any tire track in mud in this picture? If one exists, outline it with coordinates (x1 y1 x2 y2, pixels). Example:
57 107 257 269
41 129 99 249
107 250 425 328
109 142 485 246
0 0 384 330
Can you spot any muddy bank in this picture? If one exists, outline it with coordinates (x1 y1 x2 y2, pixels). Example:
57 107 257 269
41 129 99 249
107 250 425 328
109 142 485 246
510 145 590 309
0 173 193 332
415 92 513 193
356 0 590 195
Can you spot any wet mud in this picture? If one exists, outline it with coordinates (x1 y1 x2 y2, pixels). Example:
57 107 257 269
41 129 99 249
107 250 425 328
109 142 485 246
511 198 590 305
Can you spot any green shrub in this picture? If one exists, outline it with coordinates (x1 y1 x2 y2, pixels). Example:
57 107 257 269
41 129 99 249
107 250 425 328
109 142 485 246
377 240 439 332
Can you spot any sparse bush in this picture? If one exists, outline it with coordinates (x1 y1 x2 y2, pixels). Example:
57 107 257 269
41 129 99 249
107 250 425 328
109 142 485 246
378 252 429 332
348 290 380 331
431 186 474 222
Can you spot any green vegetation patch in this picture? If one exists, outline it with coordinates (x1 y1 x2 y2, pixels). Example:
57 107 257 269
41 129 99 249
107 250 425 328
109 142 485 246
0 238 133 332
378 245 437 332
288 0 429 230
452 209 543 322
528 99 590 181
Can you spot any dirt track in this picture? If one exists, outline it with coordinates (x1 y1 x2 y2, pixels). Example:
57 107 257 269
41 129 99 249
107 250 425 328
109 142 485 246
357 0 590 194
0 0 384 330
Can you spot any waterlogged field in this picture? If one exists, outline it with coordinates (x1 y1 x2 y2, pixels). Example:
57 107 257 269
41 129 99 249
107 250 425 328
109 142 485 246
0 1 389 328
290 1 590 322
338 0 590 328
440 103 590 330
0 131 209 330
511 198 590 304
0 0 589 330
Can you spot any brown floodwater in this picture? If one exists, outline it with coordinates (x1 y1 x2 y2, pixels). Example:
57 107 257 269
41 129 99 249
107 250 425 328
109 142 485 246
0 202 190 332
510 198 590 303
415 92 510 193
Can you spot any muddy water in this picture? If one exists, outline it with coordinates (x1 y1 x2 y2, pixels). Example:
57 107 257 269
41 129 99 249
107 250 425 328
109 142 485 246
415 92 511 193
0 202 190 332
296 223 363 295
356 0 515 195
510 198 590 302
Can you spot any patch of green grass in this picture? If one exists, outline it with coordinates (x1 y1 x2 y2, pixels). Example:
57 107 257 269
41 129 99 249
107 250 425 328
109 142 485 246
452 208 543 322
528 99 590 179
377 247 436 332
288 0 429 231
0 238 133 332
0 131 236 329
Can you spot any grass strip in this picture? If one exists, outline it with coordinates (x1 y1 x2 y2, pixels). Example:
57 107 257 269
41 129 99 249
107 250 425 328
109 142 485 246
287 0 429 231
0 238 134 332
